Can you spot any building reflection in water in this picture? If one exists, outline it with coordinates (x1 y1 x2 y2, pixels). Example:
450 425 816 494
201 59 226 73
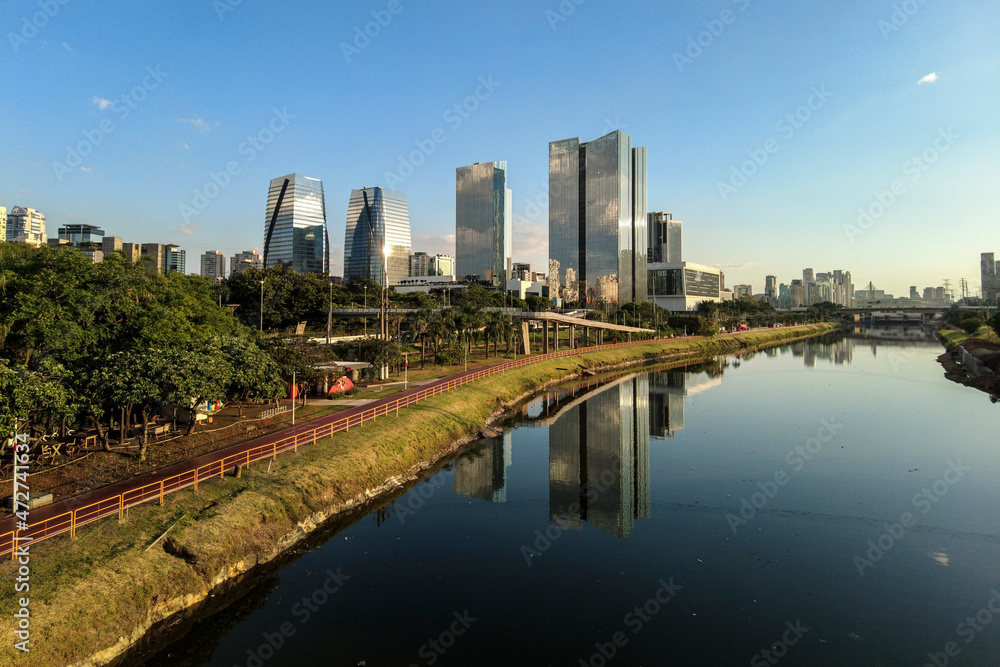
648 364 722 439
453 431 512 503
548 376 650 539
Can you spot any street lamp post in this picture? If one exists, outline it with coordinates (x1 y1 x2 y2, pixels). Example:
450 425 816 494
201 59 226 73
381 245 390 380
259 279 265 332
363 285 367 338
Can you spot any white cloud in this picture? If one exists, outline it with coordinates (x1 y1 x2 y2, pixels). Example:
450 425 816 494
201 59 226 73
62 42 73 52
180 142 191 151
918 72 938 85
172 223 198 236
79 166 92 173
91 96 113 110
178 117 210 131
413 233 456 255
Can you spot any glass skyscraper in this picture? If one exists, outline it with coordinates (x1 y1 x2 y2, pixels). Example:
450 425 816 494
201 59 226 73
263 174 329 274
456 161 512 285
549 130 647 305
648 212 681 264
344 187 412 286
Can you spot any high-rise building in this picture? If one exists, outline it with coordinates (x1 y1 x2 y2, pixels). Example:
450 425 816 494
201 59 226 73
200 251 227 282
734 284 753 299
121 242 141 263
549 130 647 305
456 161 512 285
802 268 815 306
410 251 431 277
0 207 6 242
982 252 998 302
263 174 329 274
765 275 778 305
230 250 262 276
778 283 790 308
57 224 105 247
789 279 806 307
433 254 454 276
648 212 682 264
7 207 46 246
344 187 412 285
909 286 919 300
165 244 186 274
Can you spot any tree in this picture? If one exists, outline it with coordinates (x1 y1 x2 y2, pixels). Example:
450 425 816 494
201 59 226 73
988 312 1000 341
960 315 985 336
223 339 286 415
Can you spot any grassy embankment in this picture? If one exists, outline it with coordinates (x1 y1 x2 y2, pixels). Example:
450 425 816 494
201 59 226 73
0 323 836 666
936 325 997 349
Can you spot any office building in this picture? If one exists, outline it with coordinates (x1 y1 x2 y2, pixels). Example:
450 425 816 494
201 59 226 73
7 207 46 246
230 250 262 276
57 224 104 247
102 236 123 256
778 283 790 308
648 212 682 264
200 251 227 282
0 207 5 242
141 243 165 274
765 275 778 305
789 280 806 307
410 251 432 277
983 252 999 302
549 130 647 305
648 261 724 312
344 187 412 285
456 161 512 285
734 284 753 299
121 242 141 262
263 174 329 274
165 244 186 274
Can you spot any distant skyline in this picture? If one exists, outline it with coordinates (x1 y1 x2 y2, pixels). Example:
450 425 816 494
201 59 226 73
1 1 997 296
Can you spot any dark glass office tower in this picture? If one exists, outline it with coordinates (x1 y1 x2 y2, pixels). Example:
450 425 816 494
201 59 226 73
456 161 512 285
548 130 647 305
263 174 329 274
344 187 412 286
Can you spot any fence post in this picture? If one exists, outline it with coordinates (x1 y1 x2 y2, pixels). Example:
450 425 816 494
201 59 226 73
159 480 164 506
194 468 198 492
71 509 77 538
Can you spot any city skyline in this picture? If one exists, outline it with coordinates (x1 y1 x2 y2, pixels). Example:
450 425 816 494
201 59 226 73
1 1 997 295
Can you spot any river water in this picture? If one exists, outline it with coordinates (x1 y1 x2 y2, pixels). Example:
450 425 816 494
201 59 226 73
149 330 1000 666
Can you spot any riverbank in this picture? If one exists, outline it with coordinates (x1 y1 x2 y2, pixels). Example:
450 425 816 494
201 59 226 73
935 327 1000 398
0 324 836 666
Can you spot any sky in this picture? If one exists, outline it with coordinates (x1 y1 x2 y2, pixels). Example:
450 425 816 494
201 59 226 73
1 0 998 297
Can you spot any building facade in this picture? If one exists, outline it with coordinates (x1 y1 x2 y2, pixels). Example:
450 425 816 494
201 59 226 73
57 224 105 247
648 212 682 264
983 252 999 302
648 261 724 312
0 207 7 242
456 161 512 285
200 251 227 281
7 207 46 246
165 244 186 274
230 250 262 276
344 187 412 286
263 174 329 274
549 130 647 305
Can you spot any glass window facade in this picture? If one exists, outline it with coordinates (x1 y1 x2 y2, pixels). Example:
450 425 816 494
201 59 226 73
57 223 105 247
548 131 647 305
456 161 512 285
263 174 329 274
684 268 721 298
648 213 682 264
344 187 412 286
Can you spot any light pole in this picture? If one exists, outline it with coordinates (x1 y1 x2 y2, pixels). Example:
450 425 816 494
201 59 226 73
363 285 367 338
326 276 332 345
381 245 390 380
259 279 265 332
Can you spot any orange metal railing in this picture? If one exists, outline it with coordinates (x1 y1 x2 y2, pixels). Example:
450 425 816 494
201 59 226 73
2 338 659 558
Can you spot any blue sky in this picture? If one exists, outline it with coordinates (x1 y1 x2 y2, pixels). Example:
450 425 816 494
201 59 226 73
2 0 997 296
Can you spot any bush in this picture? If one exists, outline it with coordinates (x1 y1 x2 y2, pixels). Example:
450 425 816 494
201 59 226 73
959 316 984 335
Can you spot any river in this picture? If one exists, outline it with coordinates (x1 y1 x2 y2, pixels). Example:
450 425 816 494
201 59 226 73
148 330 1000 666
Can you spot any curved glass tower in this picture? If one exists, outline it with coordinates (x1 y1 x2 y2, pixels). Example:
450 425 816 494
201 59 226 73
344 187 412 286
456 161 512 285
263 174 329 274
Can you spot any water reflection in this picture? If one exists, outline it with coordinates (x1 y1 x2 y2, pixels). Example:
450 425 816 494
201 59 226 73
453 432 511 502
648 364 722 438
